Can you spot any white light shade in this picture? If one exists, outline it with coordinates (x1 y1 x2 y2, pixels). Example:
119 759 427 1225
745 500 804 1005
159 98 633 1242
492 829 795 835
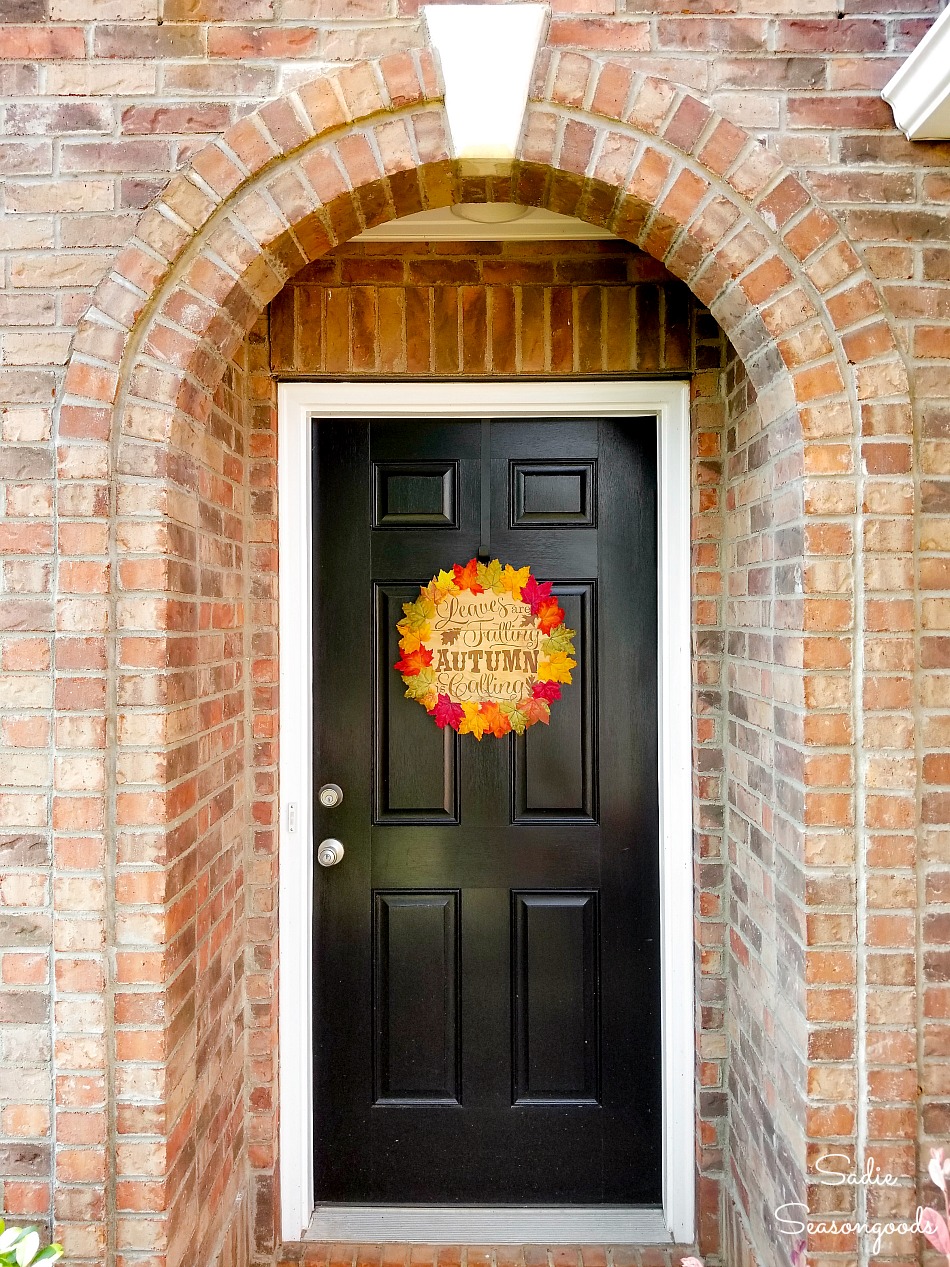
423 4 548 160
450 203 530 222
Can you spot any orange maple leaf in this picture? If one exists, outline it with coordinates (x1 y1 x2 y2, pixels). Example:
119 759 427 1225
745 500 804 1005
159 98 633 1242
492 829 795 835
479 700 512 738
453 558 484 594
536 596 565 635
520 696 551 727
394 646 433 676
419 581 445 607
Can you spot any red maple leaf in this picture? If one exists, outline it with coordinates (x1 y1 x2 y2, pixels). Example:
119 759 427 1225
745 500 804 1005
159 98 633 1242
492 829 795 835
453 558 484 594
394 646 433 676
533 680 561 703
536 596 565 635
431 694 464 731
521 575 553 614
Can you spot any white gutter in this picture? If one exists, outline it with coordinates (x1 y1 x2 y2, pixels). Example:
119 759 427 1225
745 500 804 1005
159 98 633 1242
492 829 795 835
882 5 950 140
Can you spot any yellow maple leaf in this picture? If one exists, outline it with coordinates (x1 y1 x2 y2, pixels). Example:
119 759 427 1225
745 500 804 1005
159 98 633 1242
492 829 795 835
537 651 576 684
397 627 428 653
499 565 531 601
435 569 460 595
397 617 430 647
458 700 488 740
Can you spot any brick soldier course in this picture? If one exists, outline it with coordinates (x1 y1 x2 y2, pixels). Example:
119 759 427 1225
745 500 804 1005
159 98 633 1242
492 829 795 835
0 9 945 1267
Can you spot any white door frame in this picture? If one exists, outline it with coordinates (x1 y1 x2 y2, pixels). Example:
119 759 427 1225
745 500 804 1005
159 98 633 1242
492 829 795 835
277 380 695 1245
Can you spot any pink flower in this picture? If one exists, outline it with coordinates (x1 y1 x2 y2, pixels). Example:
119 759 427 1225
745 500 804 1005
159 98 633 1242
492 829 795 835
680 1257 704 1267
921 1207 950 1257
931 1148 950 1197
790 1239 806 1267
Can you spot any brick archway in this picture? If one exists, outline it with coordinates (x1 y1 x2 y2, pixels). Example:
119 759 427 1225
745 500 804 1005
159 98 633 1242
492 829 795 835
56 44 912 1267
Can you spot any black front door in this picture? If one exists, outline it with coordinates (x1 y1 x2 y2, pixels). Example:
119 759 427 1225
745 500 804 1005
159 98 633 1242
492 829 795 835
312 416 660 1205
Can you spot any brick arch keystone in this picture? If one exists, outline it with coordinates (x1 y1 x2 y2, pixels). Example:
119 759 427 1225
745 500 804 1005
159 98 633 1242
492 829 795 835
54 43 913 1267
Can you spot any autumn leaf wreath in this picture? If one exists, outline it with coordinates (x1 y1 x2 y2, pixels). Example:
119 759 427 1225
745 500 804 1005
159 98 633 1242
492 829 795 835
393 558 577 740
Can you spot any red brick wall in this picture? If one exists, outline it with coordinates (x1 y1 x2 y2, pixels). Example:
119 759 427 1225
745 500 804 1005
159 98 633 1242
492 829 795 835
721 351 811 1259
114 319 253 1267
0 16 942 1267
243 313 280 1264
269 240 711 375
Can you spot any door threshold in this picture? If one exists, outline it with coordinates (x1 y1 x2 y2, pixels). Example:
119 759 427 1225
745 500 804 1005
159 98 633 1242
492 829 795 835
305 1207 671 1245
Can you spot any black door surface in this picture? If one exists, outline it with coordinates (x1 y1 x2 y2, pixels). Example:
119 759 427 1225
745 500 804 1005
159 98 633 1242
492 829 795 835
312 416 660 1205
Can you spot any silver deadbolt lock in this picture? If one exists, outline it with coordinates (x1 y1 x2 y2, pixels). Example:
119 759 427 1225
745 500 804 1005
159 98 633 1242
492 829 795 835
318 783 343 809
317 838 345 868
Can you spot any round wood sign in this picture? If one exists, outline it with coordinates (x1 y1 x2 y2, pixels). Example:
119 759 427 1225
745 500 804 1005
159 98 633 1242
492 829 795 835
394 558 576 739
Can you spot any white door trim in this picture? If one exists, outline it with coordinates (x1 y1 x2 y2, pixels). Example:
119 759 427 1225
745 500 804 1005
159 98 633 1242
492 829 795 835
277 380 695 1245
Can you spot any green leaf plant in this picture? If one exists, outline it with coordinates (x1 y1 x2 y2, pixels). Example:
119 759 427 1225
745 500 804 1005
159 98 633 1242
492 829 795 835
0 1222 63 1267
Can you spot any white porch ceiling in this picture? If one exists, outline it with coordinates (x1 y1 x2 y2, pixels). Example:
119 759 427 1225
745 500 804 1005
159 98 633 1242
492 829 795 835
357 205 616 242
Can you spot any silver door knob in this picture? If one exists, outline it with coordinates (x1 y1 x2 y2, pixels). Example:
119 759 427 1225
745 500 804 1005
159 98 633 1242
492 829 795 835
317 838 344 867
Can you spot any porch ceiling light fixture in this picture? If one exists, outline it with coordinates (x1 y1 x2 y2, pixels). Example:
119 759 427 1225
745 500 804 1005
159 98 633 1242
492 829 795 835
883 4 950 139
423 3 548 170
450 202 531 223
